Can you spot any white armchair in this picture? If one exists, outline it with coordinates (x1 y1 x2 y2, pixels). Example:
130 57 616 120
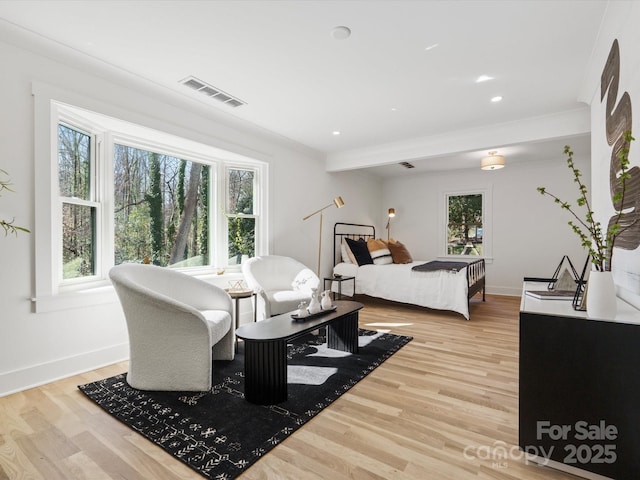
109 263 234 391
242 255 320 320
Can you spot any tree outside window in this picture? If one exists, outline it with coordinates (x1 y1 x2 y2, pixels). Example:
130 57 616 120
53 101 266 291
447 193 483 256
227 168 255 264
113 145 210 267
58 124 97 279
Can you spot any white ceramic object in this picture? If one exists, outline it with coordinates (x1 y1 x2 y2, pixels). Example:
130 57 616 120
321 290 332 310
296 301 309 317
308 288 321 314
586 270 618 320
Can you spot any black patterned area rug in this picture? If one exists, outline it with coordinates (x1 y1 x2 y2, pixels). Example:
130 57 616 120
78 329 412 479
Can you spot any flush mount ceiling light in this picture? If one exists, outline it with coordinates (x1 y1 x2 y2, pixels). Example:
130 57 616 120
481 151 505 170
331 26 351 40
476 75 494 83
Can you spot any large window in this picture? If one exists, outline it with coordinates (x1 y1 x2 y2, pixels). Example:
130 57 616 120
113 144 210 267
48 100 266 295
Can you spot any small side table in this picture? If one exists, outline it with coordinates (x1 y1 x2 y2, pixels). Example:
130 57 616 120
323 276 355 300
225 289 257 351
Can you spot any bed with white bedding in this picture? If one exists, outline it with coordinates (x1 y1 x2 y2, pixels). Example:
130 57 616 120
332 223 486 320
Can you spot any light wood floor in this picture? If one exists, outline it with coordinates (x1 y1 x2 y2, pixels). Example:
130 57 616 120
0 295 579 480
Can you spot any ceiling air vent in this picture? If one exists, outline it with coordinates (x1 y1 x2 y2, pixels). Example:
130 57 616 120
399 161 415 169
180 76 246 108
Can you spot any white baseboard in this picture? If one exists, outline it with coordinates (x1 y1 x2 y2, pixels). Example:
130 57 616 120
0 342 129 397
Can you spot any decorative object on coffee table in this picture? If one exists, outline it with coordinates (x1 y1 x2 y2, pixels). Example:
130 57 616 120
236 300 362 404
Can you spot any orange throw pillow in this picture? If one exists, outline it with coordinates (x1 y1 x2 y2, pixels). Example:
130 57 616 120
387 240 413 264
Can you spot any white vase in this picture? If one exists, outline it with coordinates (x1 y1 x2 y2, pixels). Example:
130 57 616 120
586 271 617 319
307 288 321 314
321 290 332 310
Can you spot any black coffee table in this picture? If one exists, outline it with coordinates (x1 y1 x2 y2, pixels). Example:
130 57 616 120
235 300 363 405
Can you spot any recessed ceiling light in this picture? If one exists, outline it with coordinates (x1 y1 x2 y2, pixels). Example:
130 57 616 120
476 75 493 83
491 96 503 103
332 131 341 136
390 107 397 112
330 26 351 40
424 43 439 51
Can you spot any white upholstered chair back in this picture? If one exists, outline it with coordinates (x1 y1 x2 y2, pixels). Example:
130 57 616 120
242 255 319 319
110 263 234 391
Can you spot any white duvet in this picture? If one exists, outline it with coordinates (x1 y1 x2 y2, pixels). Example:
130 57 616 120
332 261 471 320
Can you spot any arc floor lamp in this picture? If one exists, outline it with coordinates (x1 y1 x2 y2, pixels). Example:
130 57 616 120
303 196 345 276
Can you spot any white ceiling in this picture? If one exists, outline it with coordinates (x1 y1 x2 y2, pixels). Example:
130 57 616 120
0 0 606 175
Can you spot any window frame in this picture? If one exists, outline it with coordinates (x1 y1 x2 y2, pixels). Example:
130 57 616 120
224 165 259 265
439 186 493 262
110 133 218 274
56 115 105 286
33 83 268 312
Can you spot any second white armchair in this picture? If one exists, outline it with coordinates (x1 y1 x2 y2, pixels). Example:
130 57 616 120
242 255 319 320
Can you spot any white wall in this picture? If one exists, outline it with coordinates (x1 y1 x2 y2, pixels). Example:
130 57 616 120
582 1 640 310
382 153 591 296
5 2 636 395
0 33 381 396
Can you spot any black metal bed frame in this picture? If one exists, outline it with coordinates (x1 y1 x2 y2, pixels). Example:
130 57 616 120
333 222 377 266
333 222 486 310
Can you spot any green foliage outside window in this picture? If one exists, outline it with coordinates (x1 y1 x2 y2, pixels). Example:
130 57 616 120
227 169 255 262
447 193 483 255
59 124 95 278
113 144 209 267
58 119 258 276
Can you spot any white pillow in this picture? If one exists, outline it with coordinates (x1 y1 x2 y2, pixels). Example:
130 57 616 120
341 242 353 264
370 247 393 265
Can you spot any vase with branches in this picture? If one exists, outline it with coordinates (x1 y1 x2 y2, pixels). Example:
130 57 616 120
1 169 30 236
537 130 634 272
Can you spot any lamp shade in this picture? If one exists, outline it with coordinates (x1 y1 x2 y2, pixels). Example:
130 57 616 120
481 151 505 170
388 208 396 217
333 196 345 208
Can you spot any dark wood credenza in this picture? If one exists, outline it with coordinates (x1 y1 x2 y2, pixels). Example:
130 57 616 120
519 282 640 480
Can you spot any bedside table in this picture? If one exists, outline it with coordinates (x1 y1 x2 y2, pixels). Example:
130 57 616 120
323 276 355 300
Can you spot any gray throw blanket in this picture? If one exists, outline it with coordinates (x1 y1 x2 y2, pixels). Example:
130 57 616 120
412 260 469 273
